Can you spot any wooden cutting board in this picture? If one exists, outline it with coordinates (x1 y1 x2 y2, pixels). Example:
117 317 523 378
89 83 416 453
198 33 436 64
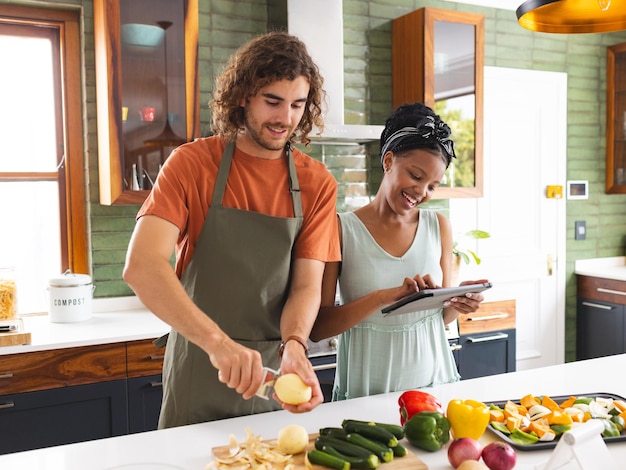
0 318 31 347
211 433 428 469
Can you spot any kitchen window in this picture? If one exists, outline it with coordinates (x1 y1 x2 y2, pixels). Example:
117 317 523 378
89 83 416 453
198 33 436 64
0 5 87 314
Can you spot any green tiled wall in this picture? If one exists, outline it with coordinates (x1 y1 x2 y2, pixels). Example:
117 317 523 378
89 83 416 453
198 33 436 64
11 0 626 362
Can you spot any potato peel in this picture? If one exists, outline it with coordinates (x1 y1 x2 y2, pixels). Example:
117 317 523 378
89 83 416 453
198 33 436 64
208 428 295 469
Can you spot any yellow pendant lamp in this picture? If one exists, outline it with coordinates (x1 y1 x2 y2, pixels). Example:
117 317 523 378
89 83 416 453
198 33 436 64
517 0 626 33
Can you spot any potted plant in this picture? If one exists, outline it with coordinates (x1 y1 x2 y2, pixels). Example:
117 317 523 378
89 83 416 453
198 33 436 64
450 229 490 286
453 230 491 265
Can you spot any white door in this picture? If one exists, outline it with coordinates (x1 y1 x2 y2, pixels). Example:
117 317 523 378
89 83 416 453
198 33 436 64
449 66 567 370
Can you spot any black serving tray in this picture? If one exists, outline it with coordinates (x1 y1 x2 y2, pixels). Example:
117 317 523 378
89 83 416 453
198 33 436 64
486 392 626 451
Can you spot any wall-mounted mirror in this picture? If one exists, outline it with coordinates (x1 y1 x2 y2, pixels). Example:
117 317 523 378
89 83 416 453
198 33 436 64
94 0 199 205
392 7 484 198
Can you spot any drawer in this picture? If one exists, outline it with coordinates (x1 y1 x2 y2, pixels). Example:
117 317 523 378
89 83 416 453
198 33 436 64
127 339 164 378
458 300 516 335
577 275 626 306
0 343 126 395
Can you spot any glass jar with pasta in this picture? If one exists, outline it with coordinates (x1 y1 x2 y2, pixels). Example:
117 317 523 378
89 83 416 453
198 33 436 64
0 267 17 320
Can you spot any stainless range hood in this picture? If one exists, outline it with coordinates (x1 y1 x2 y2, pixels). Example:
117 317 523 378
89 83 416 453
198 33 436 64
275 0 384 144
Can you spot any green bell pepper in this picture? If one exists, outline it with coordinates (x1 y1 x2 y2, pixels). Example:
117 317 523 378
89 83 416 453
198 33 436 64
509 428 539 446
601 418 621 438
610 415 624 432
403 411 451 452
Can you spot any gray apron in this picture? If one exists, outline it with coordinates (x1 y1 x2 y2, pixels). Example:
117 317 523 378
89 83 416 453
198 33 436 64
158 141 303 428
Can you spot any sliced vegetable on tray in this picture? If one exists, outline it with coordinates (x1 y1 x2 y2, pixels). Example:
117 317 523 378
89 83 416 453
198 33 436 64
486 393 626 449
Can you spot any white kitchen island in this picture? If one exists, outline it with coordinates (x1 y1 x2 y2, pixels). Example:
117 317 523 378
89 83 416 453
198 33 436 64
0 353 624 470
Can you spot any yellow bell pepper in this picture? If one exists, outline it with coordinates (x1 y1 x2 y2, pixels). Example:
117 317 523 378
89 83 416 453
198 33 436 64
547 409 574 425
446 399 491 440
489 408 505 423
541 395 561 411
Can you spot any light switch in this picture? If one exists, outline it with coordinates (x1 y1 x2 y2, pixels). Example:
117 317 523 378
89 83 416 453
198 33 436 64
575 221 586 240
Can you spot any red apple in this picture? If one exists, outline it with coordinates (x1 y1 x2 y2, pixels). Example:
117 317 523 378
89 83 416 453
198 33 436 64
448 437 483 468
481 441 517 470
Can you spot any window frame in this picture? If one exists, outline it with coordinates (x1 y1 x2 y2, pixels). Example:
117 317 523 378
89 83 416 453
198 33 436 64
0 5 88 275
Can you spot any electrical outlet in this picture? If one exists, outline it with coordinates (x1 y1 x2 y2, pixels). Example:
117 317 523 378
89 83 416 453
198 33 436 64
575 221 586 240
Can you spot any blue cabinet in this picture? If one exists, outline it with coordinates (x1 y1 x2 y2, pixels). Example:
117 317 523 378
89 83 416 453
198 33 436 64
128 374 163 433
0 380 128 454
457 329 516 380
577 299 625 359
577 275 626 360
454 300 517 380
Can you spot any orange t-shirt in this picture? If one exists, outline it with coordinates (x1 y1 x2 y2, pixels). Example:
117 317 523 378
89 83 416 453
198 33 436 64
137 137 341 277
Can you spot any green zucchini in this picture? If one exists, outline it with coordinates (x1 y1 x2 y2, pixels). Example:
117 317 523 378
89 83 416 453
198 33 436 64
345 433 394 463
392 442 408 457
341 419 405 440
307 450 351 470
315 436 374 458
320 427 349 439
342 420 398 447
321 444 381 469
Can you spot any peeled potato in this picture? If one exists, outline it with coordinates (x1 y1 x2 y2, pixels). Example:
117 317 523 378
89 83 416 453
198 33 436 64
274 373 312 405
457 460 490 470
277 424 309 454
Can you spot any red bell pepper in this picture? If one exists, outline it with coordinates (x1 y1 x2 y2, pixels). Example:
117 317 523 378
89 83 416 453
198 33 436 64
398 390 443 426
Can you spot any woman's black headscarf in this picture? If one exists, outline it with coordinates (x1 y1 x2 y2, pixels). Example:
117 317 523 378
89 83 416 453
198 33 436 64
380 102 456 168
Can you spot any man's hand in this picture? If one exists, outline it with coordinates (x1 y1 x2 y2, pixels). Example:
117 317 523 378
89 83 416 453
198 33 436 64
209 335 265 400
277 340 323 412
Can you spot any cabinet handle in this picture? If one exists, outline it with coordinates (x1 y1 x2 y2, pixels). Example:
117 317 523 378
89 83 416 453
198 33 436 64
466 313 508 321
150 381 163 388
449 343 463 351
312 363 337 372
581 301 613 310
596 287 626 296
466 332 509 343
0 373 14 379
0 401 15 409
149 355 165 361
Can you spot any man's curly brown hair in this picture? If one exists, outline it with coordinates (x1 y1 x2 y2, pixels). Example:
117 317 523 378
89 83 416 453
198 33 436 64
210 31 325 146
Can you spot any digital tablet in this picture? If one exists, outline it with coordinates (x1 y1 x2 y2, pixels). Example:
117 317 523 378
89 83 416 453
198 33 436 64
381 282 492 316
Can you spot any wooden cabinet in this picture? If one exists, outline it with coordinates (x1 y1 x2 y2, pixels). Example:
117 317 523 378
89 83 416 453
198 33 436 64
0 339 164 454
0 343 127 395
392 7 484 198
455 300 517 380
577 275 626 359
94 0 199 205
127 338 165 378
606 42 626 194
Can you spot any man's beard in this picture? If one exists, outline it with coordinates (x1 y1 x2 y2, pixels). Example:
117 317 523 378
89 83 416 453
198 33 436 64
243 109 290 152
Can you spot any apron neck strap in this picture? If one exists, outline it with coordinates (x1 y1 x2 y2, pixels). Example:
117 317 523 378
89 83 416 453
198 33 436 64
286 144 302 219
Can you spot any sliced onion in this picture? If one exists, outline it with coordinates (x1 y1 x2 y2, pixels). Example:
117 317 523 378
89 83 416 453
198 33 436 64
538 431 556 442
595 397 613 409
563 407 585 419
528 405 552 420
573 403 590 413
589 401 611 419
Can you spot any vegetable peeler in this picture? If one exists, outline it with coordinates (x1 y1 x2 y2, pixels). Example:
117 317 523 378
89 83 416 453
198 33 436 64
255 367 281 400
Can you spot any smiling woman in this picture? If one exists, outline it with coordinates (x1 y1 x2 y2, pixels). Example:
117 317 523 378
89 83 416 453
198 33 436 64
0 5 87 314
